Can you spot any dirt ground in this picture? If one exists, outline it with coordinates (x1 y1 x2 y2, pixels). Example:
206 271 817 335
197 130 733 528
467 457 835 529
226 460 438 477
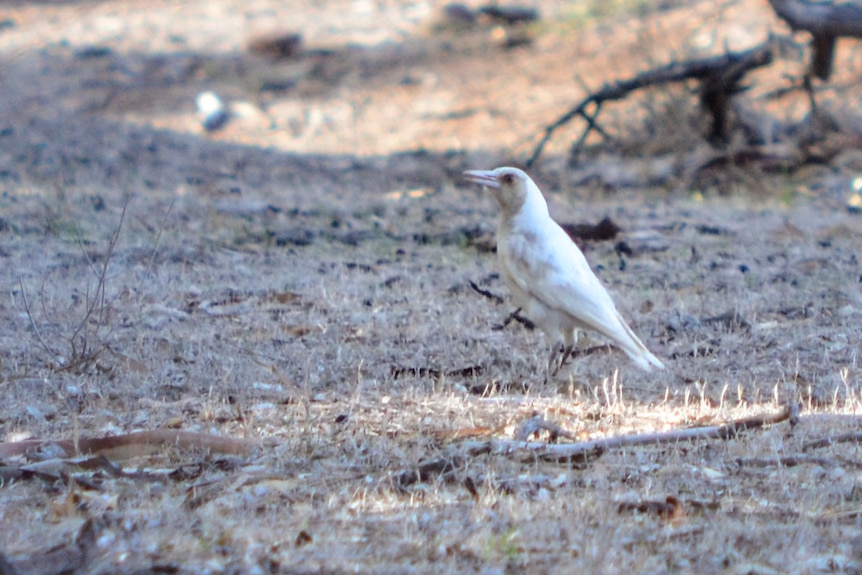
2 0 862 573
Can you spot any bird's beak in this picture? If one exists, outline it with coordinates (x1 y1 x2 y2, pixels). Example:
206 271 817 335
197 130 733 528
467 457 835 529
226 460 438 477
463 170 500 189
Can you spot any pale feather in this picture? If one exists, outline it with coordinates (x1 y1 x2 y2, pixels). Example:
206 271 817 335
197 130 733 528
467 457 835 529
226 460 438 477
500 222 662 369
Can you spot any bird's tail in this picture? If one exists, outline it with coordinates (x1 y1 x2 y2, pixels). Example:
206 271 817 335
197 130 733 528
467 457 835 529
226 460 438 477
610 311 665 371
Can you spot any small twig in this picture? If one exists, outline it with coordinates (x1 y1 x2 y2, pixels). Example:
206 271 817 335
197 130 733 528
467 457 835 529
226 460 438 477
20 196 132 371
18 277 59 358
469 280 504 304
138 198 175 292
492 307 536 331
468 281 537 330
70 195 130 344
569 103 607 162
735 455 839 469
569 344 613 361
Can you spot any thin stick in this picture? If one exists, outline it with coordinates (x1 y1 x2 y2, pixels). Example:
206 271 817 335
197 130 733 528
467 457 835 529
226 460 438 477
803 431 862 452
469 280 503 304
735 455 841 468
138 198 175 292
492 308 536 331
18 277 59 357
460 404 798 463
70 194 130 343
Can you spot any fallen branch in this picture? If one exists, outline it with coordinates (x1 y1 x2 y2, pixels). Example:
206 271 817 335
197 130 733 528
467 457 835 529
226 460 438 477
526 38 782 167
802 430 862 451
459 404 799 463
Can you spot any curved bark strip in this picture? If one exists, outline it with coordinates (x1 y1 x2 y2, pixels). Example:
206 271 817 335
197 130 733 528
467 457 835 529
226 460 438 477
0 430 256 461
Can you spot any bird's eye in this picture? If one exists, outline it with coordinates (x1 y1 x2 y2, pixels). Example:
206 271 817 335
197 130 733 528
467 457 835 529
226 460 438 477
502 174 514 184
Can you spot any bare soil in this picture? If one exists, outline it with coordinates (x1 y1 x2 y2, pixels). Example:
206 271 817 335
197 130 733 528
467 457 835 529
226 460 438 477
1 1 862 573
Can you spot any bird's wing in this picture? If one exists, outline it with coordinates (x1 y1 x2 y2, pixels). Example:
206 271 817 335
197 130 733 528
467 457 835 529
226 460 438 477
504 221 665 370
503 222 638 346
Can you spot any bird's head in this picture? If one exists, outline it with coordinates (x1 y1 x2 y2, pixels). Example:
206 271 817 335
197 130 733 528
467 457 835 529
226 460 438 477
463 167 541 218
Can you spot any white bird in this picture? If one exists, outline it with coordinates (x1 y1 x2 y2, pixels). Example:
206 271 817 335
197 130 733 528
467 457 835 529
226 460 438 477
464 167 664 374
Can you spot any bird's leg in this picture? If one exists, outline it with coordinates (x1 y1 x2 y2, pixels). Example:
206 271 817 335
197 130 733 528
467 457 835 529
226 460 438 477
549 342 575 377
547 342 564 378
550 329 579 377
555 344 574 374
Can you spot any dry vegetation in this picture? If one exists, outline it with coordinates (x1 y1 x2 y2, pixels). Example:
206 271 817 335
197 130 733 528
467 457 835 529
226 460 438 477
1 0 862 573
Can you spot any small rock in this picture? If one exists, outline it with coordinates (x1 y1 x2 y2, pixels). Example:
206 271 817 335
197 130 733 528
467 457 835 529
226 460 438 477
196 91 228 131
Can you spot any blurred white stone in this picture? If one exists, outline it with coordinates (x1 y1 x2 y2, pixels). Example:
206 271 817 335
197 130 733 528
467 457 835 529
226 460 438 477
196 90 228 131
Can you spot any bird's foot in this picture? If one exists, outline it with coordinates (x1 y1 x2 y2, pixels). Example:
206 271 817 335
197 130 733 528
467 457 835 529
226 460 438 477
547 343 562 377
548 343 575 378
556 344 574 374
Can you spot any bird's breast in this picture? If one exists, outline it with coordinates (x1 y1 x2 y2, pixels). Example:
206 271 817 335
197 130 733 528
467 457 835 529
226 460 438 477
499 229 554 279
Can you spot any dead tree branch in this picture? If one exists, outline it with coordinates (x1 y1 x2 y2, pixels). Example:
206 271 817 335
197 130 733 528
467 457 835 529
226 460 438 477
768 0 862 79
527 39 781 167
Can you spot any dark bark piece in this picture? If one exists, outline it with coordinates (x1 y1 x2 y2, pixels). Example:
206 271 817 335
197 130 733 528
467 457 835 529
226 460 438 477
560 216 621 243
478 5 539 25
811 33 837 79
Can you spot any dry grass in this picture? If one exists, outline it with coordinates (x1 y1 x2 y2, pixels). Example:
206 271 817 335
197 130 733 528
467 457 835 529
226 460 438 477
1 0 862 573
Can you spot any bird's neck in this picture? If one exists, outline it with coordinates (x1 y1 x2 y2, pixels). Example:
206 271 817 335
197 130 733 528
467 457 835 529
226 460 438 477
517 190 550 222
500 190 550 233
